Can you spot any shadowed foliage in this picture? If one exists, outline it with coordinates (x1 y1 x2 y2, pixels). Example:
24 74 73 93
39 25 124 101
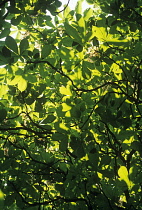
0 0 142 209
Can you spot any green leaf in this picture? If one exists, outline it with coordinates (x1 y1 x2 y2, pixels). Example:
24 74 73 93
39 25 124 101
42 115 56 123
82 61 91 79
0 28 10 39
70 136 81 150
0 109 7 122
131 141 142 154
20 38 29 54
100 155 111 165
41 152 52 163
5 36 18 54
70 107 81 118
52 133 67 141
0 190 4 205
0 85 8 97
76 145 85 158
9 75 27 92
59 85 72 96
62 37 73 47
64 22 82 44
84 8 93 21
59 139 68 152
17 77 27 92
4 194 15 207
86 0 94 4
11 15 22 26
55 184 65 195
118 166 134 189
75 0 83 15
41 44 52 58
91 26 107 41
2 46 11 57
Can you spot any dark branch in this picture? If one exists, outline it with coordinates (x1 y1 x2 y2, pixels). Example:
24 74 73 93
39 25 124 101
55 0 70 14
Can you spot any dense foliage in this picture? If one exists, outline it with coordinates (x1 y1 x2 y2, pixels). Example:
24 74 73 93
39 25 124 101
0 0 142 209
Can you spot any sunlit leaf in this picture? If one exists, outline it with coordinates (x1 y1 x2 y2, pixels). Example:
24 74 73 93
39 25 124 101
59 85 72 96
84 8 93 20
62 103 72 112
17 77 27 92
118 166 134 190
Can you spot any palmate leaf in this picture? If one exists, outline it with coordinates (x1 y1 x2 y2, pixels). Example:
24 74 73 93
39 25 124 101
91 26 107 41
90 26 129 46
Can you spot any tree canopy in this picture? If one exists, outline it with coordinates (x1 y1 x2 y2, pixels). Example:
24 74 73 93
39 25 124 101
0 0 142 209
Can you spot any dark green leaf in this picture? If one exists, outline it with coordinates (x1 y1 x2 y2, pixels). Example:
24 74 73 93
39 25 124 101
0 109 7 122
41 44 52 58
59 139 68 152
5 36 18 54
20 38 29 54
64 22 82 44
42 115 56 123
11 15 22 26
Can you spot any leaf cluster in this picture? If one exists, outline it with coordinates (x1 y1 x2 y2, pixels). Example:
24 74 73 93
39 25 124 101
0 0 142 209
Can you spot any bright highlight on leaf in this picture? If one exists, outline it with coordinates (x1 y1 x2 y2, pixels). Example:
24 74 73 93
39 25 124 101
62 103 72 112
0 85 8 97
0 190 4 200
59 85 72 96
0 0 141 209
9 75 27 92
118 166 134 190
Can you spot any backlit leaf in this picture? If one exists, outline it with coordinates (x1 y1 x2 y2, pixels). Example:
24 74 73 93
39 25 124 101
17 77 27 92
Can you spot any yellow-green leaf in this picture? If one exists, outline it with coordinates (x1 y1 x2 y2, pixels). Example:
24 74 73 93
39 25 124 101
62 103 72 112
84 8 93 21
18 77 27 92
9 75 22 85
8 75 27 91
0 85 8 97
118 166 134 190
118 166 128 180
59 85 72 96
91 26 107 41
0 68 7 75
